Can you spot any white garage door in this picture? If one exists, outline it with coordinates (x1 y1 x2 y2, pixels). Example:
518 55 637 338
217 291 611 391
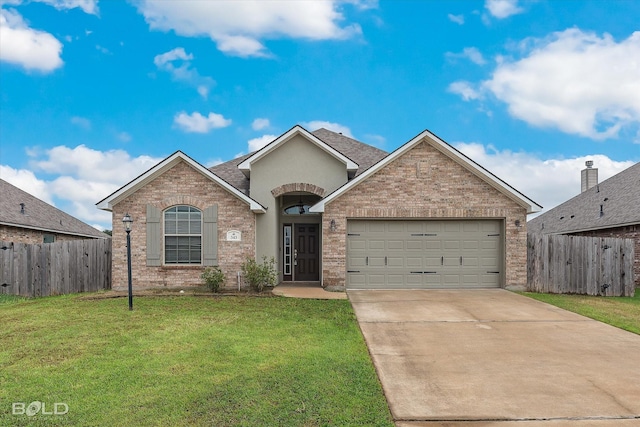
346 220 503 289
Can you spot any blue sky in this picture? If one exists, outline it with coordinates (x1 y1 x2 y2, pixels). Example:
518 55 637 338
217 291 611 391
1 0 639 231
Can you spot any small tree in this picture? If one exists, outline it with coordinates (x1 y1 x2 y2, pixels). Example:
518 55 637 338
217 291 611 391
242 257 277 292
201 266 225 293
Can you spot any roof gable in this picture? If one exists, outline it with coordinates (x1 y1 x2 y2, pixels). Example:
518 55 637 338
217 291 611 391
311 129 542 214
96 151 266 213
528 162 640 233
0 179 107 238
237 125 359 178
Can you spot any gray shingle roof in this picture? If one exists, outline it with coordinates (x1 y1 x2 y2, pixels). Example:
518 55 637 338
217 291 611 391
528 162 640 234
209 128 389 194
0 179 108 239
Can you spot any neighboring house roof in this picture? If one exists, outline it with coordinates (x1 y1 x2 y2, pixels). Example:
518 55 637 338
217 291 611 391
528 162 640 234
0 179 107 239
210 127 388 194
96 151 267 213
311 129 543 214
237 126 359 178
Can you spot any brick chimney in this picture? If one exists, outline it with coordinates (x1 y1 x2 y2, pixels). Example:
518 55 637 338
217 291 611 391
581 160 598 193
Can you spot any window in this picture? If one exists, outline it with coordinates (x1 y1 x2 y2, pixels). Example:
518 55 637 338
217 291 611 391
283 204 312 215
43 234 55 243
164 206 202 264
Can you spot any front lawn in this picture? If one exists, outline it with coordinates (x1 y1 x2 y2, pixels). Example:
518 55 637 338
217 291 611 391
0 294 393 426
521 289 640 334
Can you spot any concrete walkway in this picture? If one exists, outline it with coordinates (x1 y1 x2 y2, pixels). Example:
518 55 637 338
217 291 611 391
349 289 640 426
272 282 347 299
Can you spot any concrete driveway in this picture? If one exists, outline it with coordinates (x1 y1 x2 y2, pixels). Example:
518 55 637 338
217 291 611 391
349 289 640 426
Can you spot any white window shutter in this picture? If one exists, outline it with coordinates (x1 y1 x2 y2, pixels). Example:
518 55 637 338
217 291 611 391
146 204 162 266
203 205 218 266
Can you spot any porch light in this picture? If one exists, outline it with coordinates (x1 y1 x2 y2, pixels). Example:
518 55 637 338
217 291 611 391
330 219 337 232
122 213 134 310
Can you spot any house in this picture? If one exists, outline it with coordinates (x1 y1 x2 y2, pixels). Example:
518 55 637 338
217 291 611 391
97 126 541 291
528 161 640 286
0 179 108 243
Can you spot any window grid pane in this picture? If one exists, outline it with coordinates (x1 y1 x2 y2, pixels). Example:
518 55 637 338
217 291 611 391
164 206 202 264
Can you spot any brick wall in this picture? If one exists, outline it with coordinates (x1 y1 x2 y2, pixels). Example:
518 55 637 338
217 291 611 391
0 225 103 244
321 140 529 288
570 225 639 286
111 160 256 290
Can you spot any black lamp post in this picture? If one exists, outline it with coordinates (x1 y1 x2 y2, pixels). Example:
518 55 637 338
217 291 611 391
122 213 134 311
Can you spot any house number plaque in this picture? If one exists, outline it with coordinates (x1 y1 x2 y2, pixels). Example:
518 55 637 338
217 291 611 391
226 230 241 241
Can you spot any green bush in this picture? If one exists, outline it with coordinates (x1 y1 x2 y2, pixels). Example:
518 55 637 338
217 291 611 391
201 266 225 293
242 257 277 292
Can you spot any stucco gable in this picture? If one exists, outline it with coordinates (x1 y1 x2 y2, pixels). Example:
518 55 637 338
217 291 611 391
96 151 266 213
237 125 359 179
311 129 542 214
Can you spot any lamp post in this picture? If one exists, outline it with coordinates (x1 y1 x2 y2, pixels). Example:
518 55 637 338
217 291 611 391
122 213 134 311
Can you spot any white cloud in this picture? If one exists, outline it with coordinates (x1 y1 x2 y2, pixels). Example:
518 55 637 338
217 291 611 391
173 111 232 133
0 165 53 204
154 47 215 98
450 29 640 140
0 8 63 72
33 0 99 15
137 0 367 57
16 145 163 229
364 133 386 148
448 81 482 101
302 120 353 137
251 118 270 131
446 47 486 65
448 14 464 25
30 144 161 183
453 142 635 216
71 116 91 130
485 0 523 19
248 134 277 152
2 144 164 230
116 131 131 142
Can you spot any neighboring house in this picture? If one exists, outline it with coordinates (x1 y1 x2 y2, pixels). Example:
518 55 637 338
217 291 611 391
0 179 108 243
528 161 640 286
97 126 541 291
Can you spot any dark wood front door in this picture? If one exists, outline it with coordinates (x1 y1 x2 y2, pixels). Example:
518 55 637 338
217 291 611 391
294 224 319 281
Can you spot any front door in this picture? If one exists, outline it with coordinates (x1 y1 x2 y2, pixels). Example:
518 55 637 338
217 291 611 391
289 224 320 281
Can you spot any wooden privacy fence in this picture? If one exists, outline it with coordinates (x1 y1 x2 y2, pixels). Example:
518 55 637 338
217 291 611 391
0 239 111 297
527 233 635 296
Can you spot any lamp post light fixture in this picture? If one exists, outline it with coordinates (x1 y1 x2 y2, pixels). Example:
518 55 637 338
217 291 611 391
122 213 134 311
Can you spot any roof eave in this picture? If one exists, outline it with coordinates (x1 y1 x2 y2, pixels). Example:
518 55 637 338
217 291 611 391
0 221 109 239
310 129 542 214
96 151 266 214
237 125 359 176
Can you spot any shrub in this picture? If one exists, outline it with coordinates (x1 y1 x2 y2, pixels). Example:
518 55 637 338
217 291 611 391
201 266 225 293
242 257 277 292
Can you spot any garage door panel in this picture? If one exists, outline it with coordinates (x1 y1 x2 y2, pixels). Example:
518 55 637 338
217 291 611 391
348 239 366 251
387 257 404 268
443 240 460 250
425 256 441 266
406 240 423 250
406 257 422 267
387 240 404 250
346 220 502 289
463 240 479 250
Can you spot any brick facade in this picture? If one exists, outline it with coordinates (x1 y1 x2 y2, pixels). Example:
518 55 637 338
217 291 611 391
0 225 102 244
570 225 639 286
111 160 256 290
321 140 528 288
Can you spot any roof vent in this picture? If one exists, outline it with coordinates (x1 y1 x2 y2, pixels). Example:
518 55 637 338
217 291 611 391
581 161 598 193
20 203 25 214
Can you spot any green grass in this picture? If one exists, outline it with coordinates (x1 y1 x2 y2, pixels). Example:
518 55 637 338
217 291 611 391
521 288 640 335
0 295 393 426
